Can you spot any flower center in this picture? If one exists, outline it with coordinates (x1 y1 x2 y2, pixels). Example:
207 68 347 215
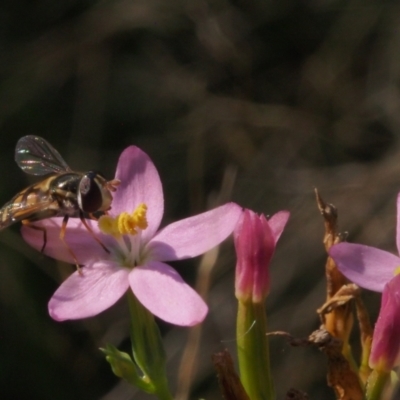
98 203 148 238
97 203 149 268
394 266 400 276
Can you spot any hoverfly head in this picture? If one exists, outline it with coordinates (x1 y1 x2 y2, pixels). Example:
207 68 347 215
77 171 106 213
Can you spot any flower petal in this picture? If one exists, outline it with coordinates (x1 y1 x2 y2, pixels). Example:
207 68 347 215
129 261 208 326
329 243 400 292
112 146 164 242
268 211 290 244
21 218 111 265
147 202 242 261
396 192 400 255
370 274 400 370
48 260 130 321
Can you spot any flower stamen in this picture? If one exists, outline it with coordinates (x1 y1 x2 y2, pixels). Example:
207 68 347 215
98 215 120 237
98 203 148 238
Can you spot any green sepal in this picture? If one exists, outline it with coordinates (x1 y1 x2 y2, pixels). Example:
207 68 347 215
100 343 155 393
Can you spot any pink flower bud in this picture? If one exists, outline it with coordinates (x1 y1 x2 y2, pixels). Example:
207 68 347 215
370 274 400 372
234 209 289 303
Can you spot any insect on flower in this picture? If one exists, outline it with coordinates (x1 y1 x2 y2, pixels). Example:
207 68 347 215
0 135 120 265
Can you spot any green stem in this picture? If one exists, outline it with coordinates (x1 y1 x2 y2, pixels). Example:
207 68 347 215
341 341 364 386
366 369 390 400
127 291 173 400
236 300 275 400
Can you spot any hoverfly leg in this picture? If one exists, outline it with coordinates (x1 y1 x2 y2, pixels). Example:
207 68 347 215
60 215 82 274
23 220 48 253
79 211 110 254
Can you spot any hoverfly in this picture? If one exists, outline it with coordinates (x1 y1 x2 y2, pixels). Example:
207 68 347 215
0 135 120 265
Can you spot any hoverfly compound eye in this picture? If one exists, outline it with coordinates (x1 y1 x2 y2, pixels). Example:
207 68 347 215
77 171 103 213
79 176 91 195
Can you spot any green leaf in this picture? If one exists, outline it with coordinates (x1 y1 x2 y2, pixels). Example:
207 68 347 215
101 344 155 393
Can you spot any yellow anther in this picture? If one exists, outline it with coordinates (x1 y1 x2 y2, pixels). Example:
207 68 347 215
132 203 148 230
394 266 400 276
117 212 138 235
99 204 148 237
98 215 120 237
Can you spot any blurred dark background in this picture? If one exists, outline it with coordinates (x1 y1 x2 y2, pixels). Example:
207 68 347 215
1 0 400 399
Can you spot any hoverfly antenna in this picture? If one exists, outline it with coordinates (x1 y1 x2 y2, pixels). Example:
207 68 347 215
107 179 121 192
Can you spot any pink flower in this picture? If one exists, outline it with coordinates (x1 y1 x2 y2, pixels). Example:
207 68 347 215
22 146 242 326
369 274 400 372
329 193 400 292
234 209 289 302
329 193 400 370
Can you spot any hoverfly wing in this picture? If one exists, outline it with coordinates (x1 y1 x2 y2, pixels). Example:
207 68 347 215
15 135 72 176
